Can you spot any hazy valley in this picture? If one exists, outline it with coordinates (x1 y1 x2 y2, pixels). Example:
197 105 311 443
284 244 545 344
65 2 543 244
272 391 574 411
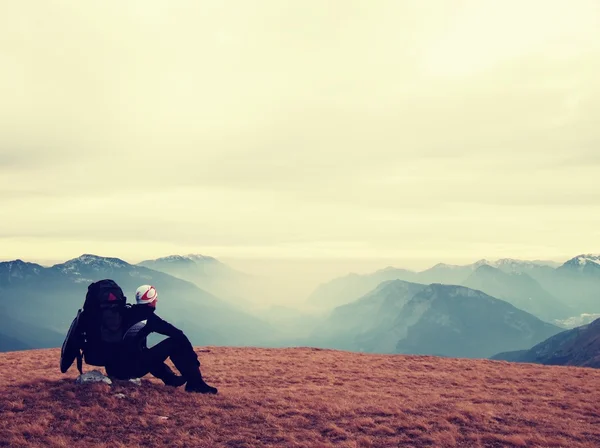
1 253 599 368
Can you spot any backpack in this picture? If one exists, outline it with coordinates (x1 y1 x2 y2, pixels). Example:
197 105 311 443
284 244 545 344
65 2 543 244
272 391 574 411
60 279 129 374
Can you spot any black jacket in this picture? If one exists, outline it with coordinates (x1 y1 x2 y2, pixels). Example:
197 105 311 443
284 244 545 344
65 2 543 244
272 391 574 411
123 305 184 340
105 305 187 378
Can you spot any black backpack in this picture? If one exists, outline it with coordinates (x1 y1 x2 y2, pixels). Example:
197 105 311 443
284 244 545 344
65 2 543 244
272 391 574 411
60 279 129 374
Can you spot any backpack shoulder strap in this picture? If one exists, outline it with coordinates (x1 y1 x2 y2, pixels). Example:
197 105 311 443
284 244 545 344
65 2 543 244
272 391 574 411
76 352 83 374
60 309 86 374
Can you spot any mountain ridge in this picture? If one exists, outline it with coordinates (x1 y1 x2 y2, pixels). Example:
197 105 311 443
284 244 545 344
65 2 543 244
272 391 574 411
0 254 274 351
310 281 562 358
491 317 600 368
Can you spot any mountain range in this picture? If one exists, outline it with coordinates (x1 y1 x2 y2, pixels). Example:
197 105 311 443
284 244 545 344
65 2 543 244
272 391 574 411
2 253 598 365
307 255 600 322
0 254 274 351
491 317 600 368
309 280 562 358
462 264 572 321
549 254 600 313
137 254 253 306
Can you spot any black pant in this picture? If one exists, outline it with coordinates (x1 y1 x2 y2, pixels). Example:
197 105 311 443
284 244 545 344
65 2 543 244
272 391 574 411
133 336 202 384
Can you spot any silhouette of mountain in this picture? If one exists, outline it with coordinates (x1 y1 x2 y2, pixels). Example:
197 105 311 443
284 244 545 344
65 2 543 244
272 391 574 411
555 313 600 329
462 265 572 321
307 267 417 309
310 281 561 358
493 258 561 270
415 260 487 285
559 254 600 273
0 255 273 349
416 258 559 286
392 284 562 358
0 259 46 286
310 279 426 351
492 317 600 368
0 307 64 351
138 254 255 308
548 254 600 314
138 254 241 282
0 332 29 351
307 258 562 311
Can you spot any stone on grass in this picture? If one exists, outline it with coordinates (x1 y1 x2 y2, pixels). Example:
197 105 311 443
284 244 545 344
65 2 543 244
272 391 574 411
75 370 112 385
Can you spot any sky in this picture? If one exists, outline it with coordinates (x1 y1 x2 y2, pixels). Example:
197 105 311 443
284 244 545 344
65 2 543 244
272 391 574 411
1 0 600 276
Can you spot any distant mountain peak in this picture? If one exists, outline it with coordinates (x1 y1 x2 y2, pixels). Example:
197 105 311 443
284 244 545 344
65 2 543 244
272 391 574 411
429 262 461 270
149 255 195 263
493 258 561 269
1 259 32 266
0 259 24 268
380 266 398 271
561 254 600 271
495 258 534 265
54 254 130 274
185 254 219 263
375 266 412 274
141 254 220 265
428 258 558 272
0 259 43 277
573 254 600 265
474 263 498 273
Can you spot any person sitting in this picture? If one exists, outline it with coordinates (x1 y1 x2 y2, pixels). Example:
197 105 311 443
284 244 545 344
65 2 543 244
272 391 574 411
105 285 218 394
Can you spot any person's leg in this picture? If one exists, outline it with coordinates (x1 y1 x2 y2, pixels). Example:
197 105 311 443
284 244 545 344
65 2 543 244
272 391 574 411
143 334 217 394
149 362 186 387
139 338 186 387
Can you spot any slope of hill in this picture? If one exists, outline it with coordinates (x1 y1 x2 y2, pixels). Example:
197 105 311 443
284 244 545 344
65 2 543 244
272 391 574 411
0 332 29 351
462 265 572 321
550 254 600 314
1 347 600 447
492 258 561 271
559 254 600 273
311 282 561 358
0 255 273 349
416 260 487 285
492 317 600 368
137 254 252 302
0 308 64 350
307 267 417 309
307 258 563 311
138 254 223 274
310 280 426 351
392 284 562 358
555 313 600 329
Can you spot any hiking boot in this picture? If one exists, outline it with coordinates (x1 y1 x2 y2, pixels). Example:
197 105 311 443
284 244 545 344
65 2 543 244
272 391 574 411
185 380 218 394
163 374 187 387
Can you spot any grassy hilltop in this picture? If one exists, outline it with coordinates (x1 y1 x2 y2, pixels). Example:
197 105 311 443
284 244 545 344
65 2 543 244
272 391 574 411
1 347 600 447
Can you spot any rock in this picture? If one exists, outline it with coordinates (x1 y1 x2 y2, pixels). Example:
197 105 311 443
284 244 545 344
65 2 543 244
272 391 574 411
158 416 169 420
75 370 112 385
114 393 126 399
129 378 142 386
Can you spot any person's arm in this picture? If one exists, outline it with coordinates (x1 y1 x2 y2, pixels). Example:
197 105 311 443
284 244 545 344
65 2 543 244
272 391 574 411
147 313 185 339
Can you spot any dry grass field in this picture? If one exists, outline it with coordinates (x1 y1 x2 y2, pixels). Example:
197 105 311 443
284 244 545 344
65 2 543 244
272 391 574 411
1 347 600 447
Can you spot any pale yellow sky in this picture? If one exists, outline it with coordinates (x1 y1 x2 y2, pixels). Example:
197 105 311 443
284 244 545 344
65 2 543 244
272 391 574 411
1 0 599 268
